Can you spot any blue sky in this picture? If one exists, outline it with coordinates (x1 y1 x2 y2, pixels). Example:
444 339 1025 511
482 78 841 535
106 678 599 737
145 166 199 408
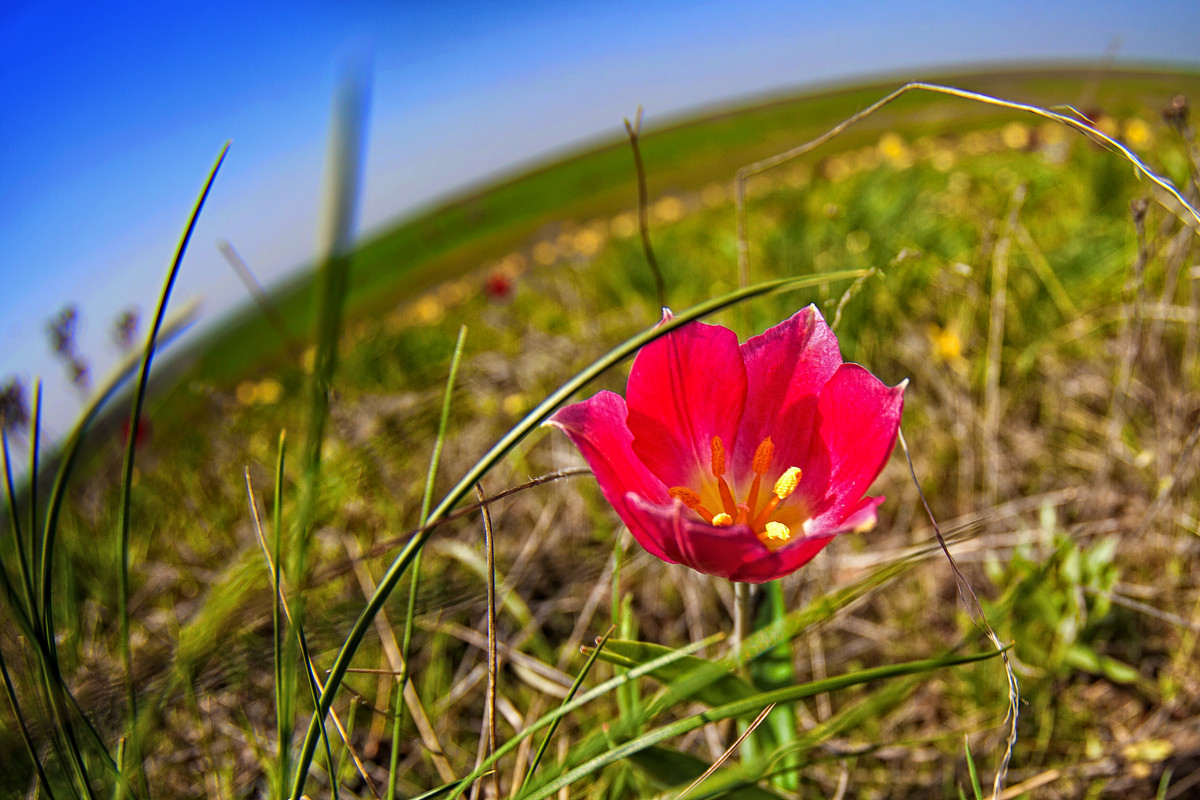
2 0 1198 437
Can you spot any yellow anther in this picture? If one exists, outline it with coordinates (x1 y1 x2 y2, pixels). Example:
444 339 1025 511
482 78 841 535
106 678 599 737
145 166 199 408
710 436 727 477
669 486 702 508
711 512 733 527
752 437 774 474
762 521 792 547
773 467 802 500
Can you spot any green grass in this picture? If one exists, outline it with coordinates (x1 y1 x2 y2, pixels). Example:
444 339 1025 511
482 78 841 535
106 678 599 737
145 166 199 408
3 66 1200 798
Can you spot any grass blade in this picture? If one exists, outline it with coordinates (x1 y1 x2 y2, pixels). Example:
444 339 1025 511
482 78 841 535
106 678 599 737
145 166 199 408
0 645 56 798
284 69 370 785
521 626 616 789
519 649 1003 799
112 141 231 794
387 325 467 797
273 431 289 799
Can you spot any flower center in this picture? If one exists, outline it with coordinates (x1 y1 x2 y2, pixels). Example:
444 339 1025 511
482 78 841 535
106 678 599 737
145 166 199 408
668 436 803 550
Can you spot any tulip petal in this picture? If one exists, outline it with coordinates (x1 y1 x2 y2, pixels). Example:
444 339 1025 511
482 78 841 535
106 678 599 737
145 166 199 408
621 493 837 583
734 306 843 480
806 364 904 529
621 492 754 577
625 315 747 489
547 392 673 561
725 535 836 583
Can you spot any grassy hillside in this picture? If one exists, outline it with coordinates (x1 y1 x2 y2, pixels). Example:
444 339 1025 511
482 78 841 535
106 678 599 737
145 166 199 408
3 66 1200 798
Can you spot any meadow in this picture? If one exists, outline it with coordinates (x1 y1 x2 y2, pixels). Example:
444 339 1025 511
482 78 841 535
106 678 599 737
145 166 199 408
2 67 1200 799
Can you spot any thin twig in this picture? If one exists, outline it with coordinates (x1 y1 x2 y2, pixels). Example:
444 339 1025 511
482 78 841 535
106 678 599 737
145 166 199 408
1102 198 1151 479
897 428 1018 799
830 267 879 332
675 703 776 800
310 468 591 585
218 240 299 356
624 106 667 308
338 535 457 784
476 484 499 800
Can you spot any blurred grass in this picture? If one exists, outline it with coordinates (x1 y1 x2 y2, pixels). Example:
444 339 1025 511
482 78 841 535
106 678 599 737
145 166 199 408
4 65 1200 798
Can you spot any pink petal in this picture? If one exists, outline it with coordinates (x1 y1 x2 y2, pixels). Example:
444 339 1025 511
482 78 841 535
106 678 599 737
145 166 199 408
620 494 836 583
733 306 844 479
725 535 836 583
804 495 885 539
805 364 904 528
625 314 747 489
547 392 673 561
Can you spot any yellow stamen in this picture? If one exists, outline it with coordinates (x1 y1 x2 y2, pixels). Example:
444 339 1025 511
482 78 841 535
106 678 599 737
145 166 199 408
773 467 801 499
709 436 726 477
750 467 802 531
673 439 807 537
761 521 792 549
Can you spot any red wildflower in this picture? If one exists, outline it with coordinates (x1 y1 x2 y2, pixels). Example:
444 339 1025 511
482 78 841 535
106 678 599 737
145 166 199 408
484 269 515 303
548 306 905 583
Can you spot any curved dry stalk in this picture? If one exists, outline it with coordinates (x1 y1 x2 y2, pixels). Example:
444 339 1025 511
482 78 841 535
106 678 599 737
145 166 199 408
674 702 776 800
735 81 1200 285
897 429 1018 800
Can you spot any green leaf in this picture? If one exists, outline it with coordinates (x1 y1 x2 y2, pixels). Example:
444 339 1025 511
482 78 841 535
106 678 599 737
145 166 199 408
1064 643 1141 685
585 639 759 707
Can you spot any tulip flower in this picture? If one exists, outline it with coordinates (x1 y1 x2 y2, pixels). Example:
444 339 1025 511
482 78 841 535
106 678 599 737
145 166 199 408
548 305 905 583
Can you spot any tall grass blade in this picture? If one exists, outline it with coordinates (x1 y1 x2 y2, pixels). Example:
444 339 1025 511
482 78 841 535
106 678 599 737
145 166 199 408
34 300 200 675
284 67 370 785
2 427 38 638
289 62 371 584
964 735 984 800
28 383 41 589
421 325 467 524
387 325 467 797
27 384 97 799
289 270 864 797
111 141 231 794
273 431 289 799
299 623 338 800
521 626 616 789
0 645 56 798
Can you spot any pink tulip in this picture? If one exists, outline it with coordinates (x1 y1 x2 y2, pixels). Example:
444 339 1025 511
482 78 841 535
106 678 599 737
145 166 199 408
548 306 905 583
